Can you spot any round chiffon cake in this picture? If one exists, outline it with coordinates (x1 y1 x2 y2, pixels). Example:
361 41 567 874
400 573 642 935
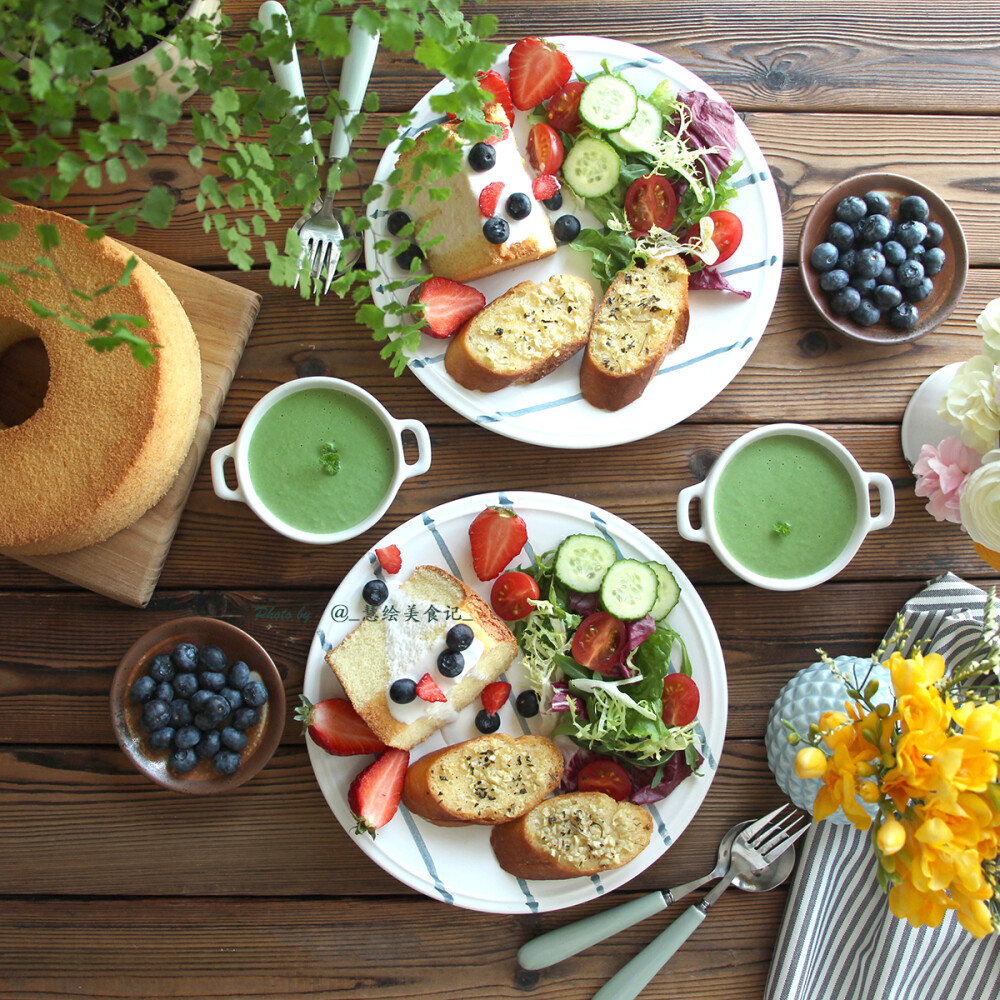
0 203 202 555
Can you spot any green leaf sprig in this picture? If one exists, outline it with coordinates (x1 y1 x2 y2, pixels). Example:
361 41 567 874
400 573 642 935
319 441 341 476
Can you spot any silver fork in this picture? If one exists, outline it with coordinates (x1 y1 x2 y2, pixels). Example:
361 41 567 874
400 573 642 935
591 803 809 1000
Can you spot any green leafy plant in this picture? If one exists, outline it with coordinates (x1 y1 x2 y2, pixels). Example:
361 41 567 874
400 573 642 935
0 0 503 370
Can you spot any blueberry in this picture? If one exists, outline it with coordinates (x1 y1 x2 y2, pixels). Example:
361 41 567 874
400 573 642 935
906 277 934 303
889 302 919 329
475 709 501 734
220 687 243 712
810 242 839 271
242 681 268 708
232 707 261 732
190 689 212 713
204 694 231 724
830 286 862 315
875 266 895 287
197 645 227 672
826 221 855 251
896 220 928 250
874 284 903 310
148 654 175 683
850 276 876 294
174 724 201 750
542 190 563 211
506 192 531 220
896 258 925 288
396 243 424 271
819 268 850 292
148 726 176 750
922 247 946 276
553 215 581 244
171 642 198 672
858 214 892 244
142 699 171 732
883 240 906 267
169 699 193 727
853 248 885 279
199 671 226 693
228 661 251 690
446 624 474 652
362 579 389 606
169 748 198 774
129 675 157 704
835 196 867 224
213 750 242 776
899 195 930 222
863 191 892 216
850 299 881 327
195 729 221 758
173 672 198 699
220 726 248 752
386 210 411 236
193 712 216 732
468 142 496 172
923 221 944 249
907 244 925 263
837 249 858 274
154 682 175 703
515 690 540 718
482 217 510 244
389 678 417 704
437 649 465 678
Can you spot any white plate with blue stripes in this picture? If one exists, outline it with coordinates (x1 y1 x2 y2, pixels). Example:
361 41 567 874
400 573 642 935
364 36 783 450
302 490 727 913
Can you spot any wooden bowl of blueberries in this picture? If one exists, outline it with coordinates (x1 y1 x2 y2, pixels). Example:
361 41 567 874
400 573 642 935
110 617 285 794
799 172 967 344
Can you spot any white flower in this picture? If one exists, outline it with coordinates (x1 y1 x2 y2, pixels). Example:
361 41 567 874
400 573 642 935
959 455 1000 549
976 297 1000 362
939 355 1000 455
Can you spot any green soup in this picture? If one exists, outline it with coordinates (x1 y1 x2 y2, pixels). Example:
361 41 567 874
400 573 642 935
247 388 395 534
712 434 858 579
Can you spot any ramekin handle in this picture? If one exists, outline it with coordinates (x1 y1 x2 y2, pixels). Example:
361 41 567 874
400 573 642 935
396 418 432 479
676 483 708 543
865 472 895 531
210 443 246 503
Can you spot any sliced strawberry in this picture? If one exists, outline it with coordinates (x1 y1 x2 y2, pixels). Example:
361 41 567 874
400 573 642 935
408 276 486 339
483 123 510 146
481 681 511 716
375 544 402 574
531 173 561 201
348 748 410 837
478 69 515 125
468 505 529 581
508 36 573 111
295 695 388 756
479 181 505 218
416 673 447 703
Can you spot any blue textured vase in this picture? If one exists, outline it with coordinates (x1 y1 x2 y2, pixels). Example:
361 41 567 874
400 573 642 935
766 656 893 823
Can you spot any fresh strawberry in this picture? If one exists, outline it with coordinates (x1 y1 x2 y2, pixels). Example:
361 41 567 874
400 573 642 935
479 181 505 217
416 673 447 703
478 69 515 124
375 544 402 574
409 277 486 339
295 695 388 756
483 123 510 146
468 506 529 581
481 681 511 716
508 36 573 111
348 748 410 837
531 173 561 201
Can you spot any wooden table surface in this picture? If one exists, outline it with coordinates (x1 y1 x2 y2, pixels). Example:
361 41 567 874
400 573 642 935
3 2 1000 998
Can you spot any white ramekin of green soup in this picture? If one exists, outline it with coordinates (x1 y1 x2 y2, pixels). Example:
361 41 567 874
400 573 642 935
211 377 431 544
677 423 894 591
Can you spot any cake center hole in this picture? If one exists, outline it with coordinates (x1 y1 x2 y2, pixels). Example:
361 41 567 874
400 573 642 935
0 328 50 427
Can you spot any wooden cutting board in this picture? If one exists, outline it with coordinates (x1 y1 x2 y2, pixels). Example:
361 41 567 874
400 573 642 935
7 246 261 607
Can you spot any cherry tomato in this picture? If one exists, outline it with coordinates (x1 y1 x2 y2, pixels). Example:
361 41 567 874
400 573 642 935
661 673 700 727
571 612 627 675
578 759 632 801
527 122 565 175
685 209 743 265
624 175 678 238
490 571 541 621
545 80 586 133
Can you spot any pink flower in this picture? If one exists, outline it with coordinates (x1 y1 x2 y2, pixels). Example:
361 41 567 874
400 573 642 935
914 436 983 524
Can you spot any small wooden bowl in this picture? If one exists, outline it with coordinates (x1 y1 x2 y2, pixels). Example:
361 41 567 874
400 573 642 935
110 617 285 794
798 172 967 344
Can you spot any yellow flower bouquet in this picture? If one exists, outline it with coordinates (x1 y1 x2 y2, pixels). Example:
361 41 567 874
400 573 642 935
787 603 1000 938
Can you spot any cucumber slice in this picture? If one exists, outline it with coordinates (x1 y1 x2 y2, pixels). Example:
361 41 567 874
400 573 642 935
554 534 617 593
600 559 658 621
610 98 663 154
646 562 680 621
579 74 638 131
562 137 620 198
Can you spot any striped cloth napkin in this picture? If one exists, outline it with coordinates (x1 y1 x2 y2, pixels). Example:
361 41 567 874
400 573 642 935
764 572 1000 1000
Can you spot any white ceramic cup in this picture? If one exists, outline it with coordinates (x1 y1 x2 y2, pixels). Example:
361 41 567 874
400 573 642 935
211 376 431 544
676 423 895 591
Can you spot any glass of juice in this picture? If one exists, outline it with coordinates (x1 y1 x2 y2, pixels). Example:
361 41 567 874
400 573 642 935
677 423 894 590
211 377 431 544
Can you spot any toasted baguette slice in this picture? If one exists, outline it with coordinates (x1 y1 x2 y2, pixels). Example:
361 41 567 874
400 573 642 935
325 566 517 751
490 791 653 880
445 275 596 392
403 734 564 826
580 254 690 411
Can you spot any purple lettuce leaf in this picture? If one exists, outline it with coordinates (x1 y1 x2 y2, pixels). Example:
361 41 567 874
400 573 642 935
688 266 751 298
